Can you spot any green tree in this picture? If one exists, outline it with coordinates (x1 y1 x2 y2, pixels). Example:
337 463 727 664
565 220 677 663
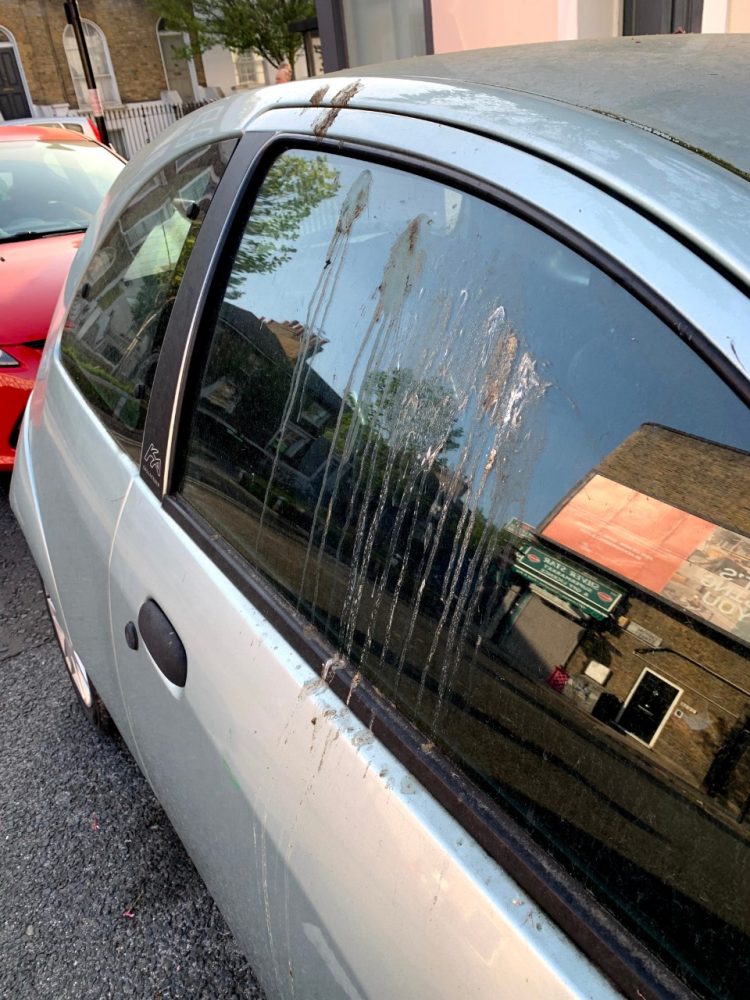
359 369 463 463
227 153 340 296
150 0 316 76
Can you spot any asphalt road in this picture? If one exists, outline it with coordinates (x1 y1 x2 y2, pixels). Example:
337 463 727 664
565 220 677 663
0 473 263 1000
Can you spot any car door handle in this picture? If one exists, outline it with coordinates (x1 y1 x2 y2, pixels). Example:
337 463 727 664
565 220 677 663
137 599 188 687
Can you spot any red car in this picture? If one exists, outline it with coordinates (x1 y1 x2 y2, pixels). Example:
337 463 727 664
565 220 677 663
0 126 123 468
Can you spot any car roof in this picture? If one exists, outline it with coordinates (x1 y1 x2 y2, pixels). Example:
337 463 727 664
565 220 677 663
351 34 750 180
0 124 95 144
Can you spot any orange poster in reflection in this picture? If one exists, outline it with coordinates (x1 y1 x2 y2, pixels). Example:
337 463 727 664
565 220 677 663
542 476 750 643
543 475 714 592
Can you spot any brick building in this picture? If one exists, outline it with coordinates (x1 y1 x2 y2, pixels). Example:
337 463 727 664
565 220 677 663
530 424 750 820
0 0 206 119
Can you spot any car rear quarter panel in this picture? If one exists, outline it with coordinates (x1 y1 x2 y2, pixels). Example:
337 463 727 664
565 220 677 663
12 349 139 747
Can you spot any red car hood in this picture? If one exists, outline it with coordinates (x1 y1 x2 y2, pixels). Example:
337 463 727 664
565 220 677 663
0 231 83 346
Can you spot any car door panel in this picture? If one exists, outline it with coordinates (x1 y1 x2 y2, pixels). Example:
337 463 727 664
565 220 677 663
108 479 614 999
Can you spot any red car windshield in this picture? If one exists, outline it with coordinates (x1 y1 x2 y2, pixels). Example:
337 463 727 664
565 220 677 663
0 137 122 242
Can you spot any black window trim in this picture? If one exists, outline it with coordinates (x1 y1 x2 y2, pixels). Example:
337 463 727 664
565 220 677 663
145 129 750 1000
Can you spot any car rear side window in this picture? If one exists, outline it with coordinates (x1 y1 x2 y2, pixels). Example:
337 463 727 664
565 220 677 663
61 140 235 461
178 148 750 999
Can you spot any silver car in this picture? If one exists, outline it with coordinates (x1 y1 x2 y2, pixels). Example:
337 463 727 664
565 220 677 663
11 35 750 1000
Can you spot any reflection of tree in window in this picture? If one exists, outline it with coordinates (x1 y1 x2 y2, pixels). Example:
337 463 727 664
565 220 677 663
226 154 340 295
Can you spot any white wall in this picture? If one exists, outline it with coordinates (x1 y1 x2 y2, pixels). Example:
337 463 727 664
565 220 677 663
702 0 730 31
201 44 310 96
577 0 621 37
201 46 238 96
728 0 750 31
432 0 558 52
433 0 622 54
342 0 425 64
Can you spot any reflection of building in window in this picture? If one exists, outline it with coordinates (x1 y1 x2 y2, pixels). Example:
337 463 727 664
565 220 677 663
61 141 234 466
72 154 229 374
485 425 750 822
262 318 328 362
705 713 750 820
196 303 339 498
124 162 222 253
179 168 213 205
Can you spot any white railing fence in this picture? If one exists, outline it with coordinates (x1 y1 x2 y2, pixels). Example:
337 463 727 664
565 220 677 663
103 100 215 159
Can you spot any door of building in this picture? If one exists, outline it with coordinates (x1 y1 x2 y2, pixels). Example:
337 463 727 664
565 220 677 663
623 0 704 34
619 669 682 745
0 46 30 119
157 23 198 103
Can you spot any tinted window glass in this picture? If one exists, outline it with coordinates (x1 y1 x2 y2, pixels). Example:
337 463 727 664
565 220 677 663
180 149 750 998
61 140 234 459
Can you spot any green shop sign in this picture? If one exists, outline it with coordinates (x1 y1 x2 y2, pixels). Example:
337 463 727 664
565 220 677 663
514 544 623 619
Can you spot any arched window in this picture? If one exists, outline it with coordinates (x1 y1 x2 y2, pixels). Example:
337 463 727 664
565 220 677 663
0 25 32 118
63 20 120 110
156 17 199 102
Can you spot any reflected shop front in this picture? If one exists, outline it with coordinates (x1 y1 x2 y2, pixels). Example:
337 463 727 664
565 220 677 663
542 429 750 777
520 425 750 815
177 150 750 996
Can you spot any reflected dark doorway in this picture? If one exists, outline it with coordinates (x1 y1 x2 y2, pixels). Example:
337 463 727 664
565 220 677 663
619 669 681 745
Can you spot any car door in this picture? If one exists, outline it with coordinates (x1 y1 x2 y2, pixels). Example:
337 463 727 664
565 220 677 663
108 107 750 1000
